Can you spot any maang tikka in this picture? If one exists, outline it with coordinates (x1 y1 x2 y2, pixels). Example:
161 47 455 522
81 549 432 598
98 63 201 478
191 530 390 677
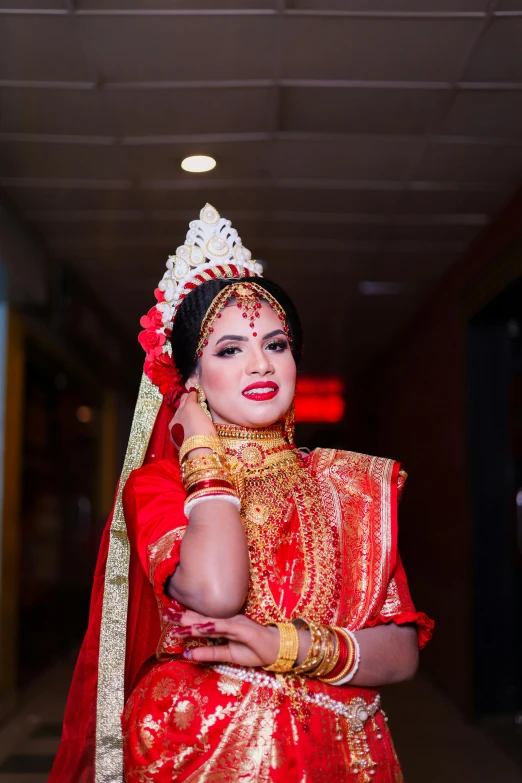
195 281 291 360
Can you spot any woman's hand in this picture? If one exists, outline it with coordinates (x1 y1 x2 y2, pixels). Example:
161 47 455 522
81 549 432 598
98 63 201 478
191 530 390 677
165 609 280 667
169 390 216 448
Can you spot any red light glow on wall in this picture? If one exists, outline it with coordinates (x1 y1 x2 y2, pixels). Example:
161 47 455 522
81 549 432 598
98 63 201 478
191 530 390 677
294 376 345 423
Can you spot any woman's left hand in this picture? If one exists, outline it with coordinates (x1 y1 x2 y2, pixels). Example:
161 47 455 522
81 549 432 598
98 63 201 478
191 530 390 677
165 609 280 667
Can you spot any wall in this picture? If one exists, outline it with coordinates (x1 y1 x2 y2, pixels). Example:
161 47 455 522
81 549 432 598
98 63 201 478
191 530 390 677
360 190 522 714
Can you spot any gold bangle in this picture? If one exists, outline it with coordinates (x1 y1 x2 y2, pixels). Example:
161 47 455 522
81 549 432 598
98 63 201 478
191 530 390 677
179 435 225 464
182 452 225 475
181 454 230 483
290 620 324 676
304 624 331 678
312 627 339 679
263 622 299 673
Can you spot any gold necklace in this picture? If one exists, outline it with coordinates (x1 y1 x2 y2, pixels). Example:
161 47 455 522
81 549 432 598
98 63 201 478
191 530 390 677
215 422 297 475
215 423 340 624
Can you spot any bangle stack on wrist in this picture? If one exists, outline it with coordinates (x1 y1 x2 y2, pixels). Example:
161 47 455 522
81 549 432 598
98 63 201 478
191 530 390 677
261 619 360 684
180 435 240 516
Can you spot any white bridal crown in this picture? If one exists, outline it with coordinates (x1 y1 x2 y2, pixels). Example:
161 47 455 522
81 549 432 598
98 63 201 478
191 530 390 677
155 203 263 331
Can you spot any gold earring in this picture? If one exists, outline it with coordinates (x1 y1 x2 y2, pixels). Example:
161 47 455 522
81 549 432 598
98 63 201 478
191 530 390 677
194 382 212 420
284 399 295 446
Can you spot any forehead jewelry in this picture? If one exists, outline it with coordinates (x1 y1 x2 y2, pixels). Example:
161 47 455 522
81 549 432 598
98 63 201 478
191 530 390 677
195 281 291 359
137 204 263 405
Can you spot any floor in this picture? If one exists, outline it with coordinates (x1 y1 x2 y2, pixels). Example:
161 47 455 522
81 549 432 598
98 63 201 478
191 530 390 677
0 664 520 783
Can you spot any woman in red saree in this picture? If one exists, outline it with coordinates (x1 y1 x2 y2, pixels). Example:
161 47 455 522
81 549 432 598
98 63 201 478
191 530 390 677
50 204 433 783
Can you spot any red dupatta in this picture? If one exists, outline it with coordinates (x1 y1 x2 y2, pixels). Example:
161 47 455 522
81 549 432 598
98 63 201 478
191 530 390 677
49 384 177 783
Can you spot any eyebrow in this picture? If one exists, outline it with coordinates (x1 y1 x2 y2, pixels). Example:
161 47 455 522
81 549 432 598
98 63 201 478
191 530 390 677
214 329 287 346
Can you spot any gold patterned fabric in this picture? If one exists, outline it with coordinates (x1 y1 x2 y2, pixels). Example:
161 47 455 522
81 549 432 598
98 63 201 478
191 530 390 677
120 422 433 781
96 374 163 783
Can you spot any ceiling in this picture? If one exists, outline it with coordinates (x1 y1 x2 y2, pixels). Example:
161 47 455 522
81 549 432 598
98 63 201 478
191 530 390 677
1 0 522 377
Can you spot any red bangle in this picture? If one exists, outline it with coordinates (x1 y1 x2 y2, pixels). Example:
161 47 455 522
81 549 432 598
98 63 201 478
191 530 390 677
184 479 234 495
186 479 235 501
326 629 349 680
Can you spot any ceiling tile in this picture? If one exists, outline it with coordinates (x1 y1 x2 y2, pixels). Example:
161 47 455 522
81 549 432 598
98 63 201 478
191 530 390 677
441 90 522 137
0 17 92 81
281 86 452 135
75 15 275 81
281 17 482 81
0 88 109 135
104 87 273 136
496 1 522 9
290 1 490 8
274 137 422 179
42 215 476 246
0 1 67 7
1 185 139 211
0 0 66 6
76 0 276 8
263 188 402 213
400 188 511 216
464 18 522 81
329 250 459 281
0 141 126 178
141 186 402 214
414 142 522 182
139 188 273 213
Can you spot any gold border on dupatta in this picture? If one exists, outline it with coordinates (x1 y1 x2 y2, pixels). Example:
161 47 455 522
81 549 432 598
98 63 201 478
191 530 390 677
95 373 163 783
313 449 396 629
370 454 394 622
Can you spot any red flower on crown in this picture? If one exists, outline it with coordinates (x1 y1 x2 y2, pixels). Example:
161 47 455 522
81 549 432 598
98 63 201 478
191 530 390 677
144 352 184 407
139 304 183 407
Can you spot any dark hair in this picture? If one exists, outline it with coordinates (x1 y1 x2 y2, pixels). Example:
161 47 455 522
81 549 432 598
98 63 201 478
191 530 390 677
170 277 303 382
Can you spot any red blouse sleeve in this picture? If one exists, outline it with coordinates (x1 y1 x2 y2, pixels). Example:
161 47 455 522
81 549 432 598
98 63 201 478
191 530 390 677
367 552 434 649
123 458 187 610
366 468 434 649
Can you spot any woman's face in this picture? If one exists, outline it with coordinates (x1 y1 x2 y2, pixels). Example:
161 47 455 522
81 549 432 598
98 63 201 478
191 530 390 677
188 299 296 427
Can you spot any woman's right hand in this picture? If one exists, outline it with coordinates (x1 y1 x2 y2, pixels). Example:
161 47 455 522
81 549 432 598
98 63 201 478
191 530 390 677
169 390 217 449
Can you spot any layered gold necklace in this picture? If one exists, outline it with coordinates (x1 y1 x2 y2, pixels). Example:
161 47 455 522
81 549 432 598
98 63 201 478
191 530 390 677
215 422 341 625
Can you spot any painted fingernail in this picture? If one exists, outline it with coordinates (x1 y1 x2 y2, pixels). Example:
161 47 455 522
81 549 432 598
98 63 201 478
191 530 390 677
182 650 192 659
166 610 183 620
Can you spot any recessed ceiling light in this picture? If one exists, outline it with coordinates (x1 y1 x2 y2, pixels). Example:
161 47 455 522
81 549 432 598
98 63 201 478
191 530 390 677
181 155 216 173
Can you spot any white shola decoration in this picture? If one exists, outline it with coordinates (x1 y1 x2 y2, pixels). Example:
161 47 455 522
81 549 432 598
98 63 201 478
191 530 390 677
138 204 264 405
155 203 262 328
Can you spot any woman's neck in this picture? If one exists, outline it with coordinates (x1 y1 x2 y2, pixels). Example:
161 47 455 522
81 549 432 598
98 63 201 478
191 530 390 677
214 421 295 472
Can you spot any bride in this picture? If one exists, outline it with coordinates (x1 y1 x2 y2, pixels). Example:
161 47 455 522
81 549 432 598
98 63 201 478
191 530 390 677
50 204 433 783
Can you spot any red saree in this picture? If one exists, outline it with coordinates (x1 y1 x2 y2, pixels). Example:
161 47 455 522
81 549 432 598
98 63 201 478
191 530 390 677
119 432 433 782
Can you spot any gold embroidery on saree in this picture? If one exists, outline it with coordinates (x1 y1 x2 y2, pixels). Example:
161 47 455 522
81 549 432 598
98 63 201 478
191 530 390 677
312 449 396 630
97 373 163 783
147 527 186 584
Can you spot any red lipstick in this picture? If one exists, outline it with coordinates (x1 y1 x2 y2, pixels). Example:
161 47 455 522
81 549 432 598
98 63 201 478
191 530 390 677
241 381 279 401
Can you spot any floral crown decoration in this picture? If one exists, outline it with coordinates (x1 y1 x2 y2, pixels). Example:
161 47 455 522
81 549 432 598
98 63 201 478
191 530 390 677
138 203 263 406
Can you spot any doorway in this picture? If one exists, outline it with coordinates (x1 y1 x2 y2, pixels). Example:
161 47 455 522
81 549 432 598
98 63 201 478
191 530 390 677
468 273 522 756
